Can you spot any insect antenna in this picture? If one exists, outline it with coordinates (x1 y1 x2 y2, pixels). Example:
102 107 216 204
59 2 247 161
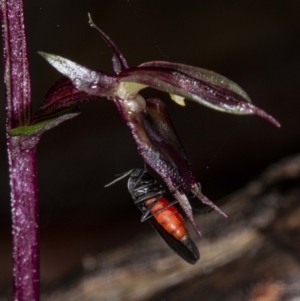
194 207 214 214
104 169 133 187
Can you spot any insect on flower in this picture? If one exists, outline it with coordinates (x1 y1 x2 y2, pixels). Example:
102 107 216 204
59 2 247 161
106 167 200 264
27 14 280 239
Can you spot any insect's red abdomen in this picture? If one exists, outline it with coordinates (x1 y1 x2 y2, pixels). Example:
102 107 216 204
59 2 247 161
145 197 188 241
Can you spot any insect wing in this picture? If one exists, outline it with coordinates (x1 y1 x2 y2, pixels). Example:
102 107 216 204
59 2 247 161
147 215 200 264
128 169 199 264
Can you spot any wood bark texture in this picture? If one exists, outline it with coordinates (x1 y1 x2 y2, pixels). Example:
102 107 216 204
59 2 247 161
39 153 300 301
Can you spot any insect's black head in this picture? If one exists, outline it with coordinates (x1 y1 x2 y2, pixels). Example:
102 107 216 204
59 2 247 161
130 168 145 179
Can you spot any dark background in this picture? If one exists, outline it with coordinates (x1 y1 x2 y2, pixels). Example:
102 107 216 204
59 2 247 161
0 0 299 292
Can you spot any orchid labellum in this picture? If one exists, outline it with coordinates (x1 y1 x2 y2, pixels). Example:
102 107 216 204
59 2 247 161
13 14 280 236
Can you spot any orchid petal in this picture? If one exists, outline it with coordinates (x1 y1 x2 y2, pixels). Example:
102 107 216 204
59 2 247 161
38 52 116 97
32 77 94 124
117 96 196 192
38 52 99 84
171 187 202 236
140 61 251 101
118 63 280 127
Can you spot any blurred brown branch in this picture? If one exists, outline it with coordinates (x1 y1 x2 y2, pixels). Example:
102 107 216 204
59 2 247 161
39 153 300 301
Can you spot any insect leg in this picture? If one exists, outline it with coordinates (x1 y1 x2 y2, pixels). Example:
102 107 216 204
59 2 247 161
190 184 228 218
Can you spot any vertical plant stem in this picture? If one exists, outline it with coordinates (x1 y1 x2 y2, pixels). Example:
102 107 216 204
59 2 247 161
0 0 40 300
9 142 39 301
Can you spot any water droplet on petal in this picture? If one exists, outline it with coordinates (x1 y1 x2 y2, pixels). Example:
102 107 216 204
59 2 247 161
73 78 82 88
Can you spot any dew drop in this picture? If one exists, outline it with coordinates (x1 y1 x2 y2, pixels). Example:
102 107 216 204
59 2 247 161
73 78 82 87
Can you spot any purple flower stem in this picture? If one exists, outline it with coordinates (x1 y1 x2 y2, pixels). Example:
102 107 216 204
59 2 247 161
0 0 40 300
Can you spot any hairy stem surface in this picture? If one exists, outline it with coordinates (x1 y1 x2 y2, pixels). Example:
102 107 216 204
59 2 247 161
0 0 40 300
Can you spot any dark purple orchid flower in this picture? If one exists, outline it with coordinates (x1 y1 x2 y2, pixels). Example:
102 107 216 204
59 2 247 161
17 15 279 235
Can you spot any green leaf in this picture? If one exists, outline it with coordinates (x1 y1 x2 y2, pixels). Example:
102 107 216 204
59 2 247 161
10 112 80 136
10 119 56 136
